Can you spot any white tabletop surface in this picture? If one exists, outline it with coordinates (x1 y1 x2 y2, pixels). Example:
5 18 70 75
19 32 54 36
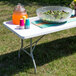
3 11 76 39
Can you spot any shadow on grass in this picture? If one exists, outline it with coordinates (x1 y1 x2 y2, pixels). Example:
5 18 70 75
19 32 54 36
0 35 76 75
0 0 73 6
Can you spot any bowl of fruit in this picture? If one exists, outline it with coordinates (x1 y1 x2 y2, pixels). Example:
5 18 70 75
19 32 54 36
36 6 73 23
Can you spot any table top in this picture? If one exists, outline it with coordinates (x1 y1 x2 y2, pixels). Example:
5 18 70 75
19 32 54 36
3 13 76 39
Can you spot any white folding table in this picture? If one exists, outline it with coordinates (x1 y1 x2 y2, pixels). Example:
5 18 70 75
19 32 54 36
3 14 76 73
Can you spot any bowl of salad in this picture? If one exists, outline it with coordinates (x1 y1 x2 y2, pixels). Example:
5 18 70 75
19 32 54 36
36 6 73 23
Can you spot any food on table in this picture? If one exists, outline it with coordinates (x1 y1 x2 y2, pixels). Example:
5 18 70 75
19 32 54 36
43 10 69 21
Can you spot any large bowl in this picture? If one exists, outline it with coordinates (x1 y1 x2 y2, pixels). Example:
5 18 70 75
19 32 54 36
36 6 73 23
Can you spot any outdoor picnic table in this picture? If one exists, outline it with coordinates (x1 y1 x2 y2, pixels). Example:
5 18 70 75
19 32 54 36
3 10 76 73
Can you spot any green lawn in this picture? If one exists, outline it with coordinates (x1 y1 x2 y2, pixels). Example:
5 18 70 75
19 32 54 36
0 1 76 76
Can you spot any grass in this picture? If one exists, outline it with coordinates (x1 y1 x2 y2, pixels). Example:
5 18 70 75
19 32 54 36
0 0 76 76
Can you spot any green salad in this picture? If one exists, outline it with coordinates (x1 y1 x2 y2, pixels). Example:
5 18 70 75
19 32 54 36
43 10 69 21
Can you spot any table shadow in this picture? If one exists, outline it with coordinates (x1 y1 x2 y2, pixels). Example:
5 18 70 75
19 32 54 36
0 35 76 75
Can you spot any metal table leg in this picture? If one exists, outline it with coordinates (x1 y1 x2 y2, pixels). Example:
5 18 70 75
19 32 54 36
30 38 37 73
18 35 45 73
18 39 23 58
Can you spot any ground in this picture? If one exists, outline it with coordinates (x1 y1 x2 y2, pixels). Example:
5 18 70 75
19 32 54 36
0 1 76 76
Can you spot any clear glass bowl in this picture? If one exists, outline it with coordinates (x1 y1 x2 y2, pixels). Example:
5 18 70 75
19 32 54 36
36 6 73 23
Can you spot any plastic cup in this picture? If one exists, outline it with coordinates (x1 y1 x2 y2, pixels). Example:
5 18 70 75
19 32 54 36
20 19 24 29
25 18 30 29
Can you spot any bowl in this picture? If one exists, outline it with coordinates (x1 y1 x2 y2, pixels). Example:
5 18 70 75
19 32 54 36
36 6 73 23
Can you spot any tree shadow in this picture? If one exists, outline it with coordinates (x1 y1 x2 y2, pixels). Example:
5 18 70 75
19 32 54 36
0 35 76 75
0 0 73 6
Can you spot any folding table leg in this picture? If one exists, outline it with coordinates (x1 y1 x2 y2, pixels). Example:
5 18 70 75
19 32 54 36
30 38 37 73
31 53 37 73
18 38 37 73
18 36 44 73
18 39 23 58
